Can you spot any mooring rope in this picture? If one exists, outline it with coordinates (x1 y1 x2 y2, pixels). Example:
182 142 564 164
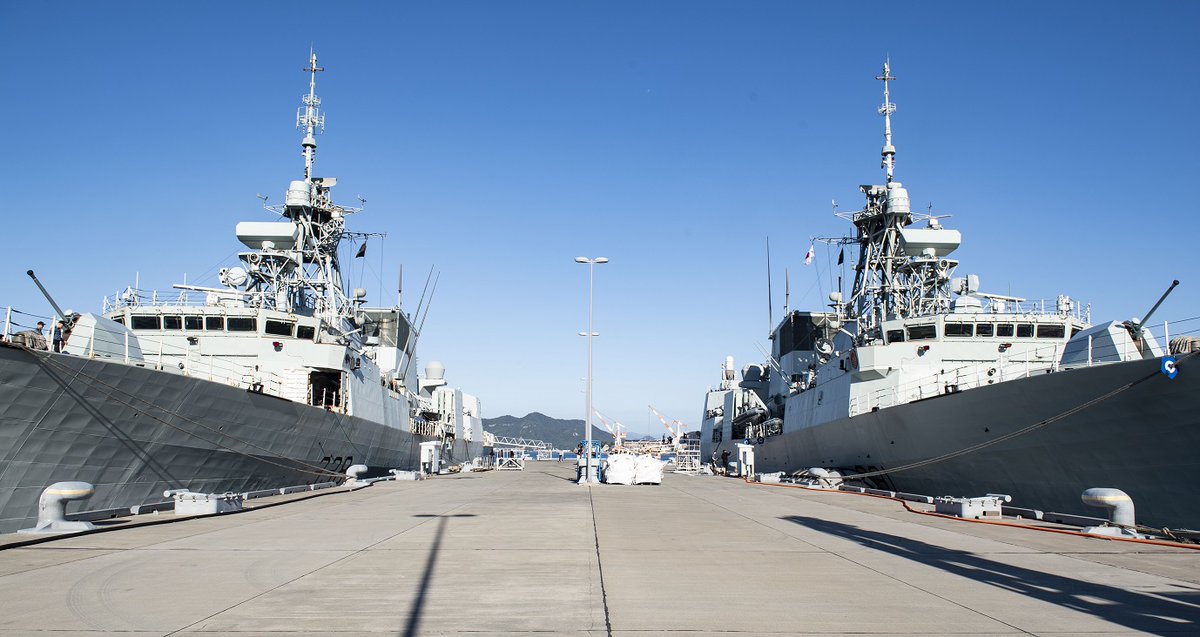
803 351 1196 481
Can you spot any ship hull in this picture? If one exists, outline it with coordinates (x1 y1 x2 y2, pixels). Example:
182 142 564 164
0 343 440 534
738 356 1200 530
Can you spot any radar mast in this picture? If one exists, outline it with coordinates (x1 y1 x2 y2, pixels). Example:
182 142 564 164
877 59 897 183
223 51 364 337
840 61 958 341
299 50 325 180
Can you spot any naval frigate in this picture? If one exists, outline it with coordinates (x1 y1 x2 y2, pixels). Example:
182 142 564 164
700 62 1200 530
0 53 484 534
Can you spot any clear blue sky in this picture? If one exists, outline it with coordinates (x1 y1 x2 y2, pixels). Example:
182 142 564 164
3 2 1197 435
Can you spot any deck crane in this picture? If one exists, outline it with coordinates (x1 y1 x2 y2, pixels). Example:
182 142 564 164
594 409 626 447
648 405 687 447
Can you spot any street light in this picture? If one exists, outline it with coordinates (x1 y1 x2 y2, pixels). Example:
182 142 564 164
575 256 608 484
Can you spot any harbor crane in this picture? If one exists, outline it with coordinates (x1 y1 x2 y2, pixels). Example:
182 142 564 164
648 405 688 447
594 409 627 447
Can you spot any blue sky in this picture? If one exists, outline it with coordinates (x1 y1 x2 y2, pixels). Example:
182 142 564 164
3 2 1197 435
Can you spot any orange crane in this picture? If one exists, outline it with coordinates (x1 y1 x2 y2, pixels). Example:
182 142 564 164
647 405 687 445
593 409 626 446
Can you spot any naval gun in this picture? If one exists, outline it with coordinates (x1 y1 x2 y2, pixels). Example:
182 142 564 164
1127 279 1180 345
26 270 76 330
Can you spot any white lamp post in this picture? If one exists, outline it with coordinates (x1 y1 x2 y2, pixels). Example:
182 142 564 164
575 256 608 484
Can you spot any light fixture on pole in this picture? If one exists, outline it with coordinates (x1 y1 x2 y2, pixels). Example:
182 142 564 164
575 256 608 484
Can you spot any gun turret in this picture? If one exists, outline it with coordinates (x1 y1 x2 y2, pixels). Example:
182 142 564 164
26 270 75 330
1131 279 1180 342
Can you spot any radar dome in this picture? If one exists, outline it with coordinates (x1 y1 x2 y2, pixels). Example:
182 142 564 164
220 267 248 288
425 361 445 381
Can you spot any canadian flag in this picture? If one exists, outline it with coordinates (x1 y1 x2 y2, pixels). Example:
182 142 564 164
804 244 814 266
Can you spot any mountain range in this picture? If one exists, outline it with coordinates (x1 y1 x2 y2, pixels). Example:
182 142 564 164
482 412 616 451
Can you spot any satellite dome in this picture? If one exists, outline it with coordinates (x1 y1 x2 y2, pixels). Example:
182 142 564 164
220 267 248 288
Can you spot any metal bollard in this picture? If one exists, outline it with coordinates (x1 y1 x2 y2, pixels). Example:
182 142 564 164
1080 488 1141 537
18 481 98 534
1081 488 1136 527
345 464 370 489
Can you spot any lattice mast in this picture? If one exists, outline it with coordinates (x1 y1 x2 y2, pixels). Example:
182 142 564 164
240 50 363 333
844 60 953 340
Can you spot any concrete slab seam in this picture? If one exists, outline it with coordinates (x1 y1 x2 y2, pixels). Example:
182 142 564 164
589 488 613 637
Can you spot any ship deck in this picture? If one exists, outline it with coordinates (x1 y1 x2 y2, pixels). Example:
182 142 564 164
1 463 1198 635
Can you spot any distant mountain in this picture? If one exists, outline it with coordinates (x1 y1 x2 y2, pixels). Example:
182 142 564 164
483 412 614 451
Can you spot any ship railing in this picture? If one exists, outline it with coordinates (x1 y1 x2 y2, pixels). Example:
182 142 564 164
848 345 1065 416
30 317 301 404
845 320 1198 417
978 298 1092 324
103 288 262 311
1 306 56 343
306 383 345 413
410 418 439 437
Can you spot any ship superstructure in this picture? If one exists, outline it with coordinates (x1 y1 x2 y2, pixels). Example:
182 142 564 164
700 62 1198 529
89 54 428 425
0 52 482 533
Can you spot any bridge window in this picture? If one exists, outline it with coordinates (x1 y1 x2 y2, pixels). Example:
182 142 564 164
227 317 258 332
997 324 1015 337
1017 323 1034 338
907 324 937 340
163 316 183 330
185 316 203 330
886 329 905 343
297 325 316 340
976 323 994 337
205 316 224 331
265 320 295 337
131 316 161 330
944 323 973 337
1036 324 1065 338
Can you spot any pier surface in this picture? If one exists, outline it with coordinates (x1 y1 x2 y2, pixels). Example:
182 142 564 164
1 464 1198 635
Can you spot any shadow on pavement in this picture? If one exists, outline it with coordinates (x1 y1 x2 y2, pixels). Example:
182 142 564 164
782 515 1200 633
401 513 476 637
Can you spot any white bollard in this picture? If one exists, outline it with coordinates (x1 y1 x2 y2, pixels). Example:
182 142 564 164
1080 487 1141 538
345 464 370 488
18 482 98 534
1081 488 1136 527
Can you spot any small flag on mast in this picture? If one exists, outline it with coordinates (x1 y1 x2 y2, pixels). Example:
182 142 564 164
355 242 367 258
804 244 814 266
837 247 844 265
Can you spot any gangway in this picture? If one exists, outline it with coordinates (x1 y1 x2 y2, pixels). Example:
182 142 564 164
673 437 703 474
486 434 551 451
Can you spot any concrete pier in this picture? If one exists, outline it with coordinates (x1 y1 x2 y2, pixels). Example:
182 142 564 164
1 463 1197 635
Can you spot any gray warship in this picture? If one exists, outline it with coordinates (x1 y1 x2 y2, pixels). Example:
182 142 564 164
700 62 1200 530
0 53 484 534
